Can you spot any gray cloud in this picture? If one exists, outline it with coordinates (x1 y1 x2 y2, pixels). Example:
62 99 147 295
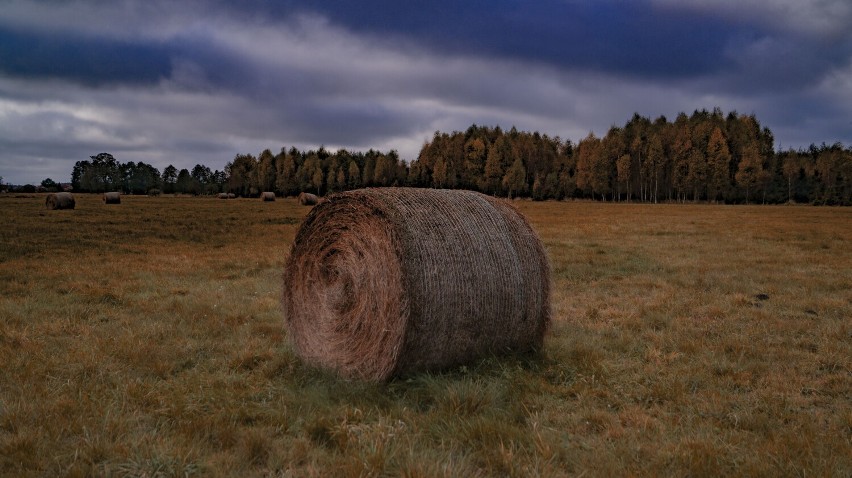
652 0 852 38
0 1 850 185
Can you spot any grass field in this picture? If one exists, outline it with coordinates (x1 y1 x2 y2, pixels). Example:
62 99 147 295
1 193 850 477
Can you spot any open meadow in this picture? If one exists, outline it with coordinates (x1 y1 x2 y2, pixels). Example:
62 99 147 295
1 193 850 477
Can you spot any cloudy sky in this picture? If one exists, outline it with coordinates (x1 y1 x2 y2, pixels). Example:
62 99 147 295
1 0 850 184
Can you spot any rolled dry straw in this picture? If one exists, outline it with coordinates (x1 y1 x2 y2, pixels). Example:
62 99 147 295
217 193 229 199
297 192 319 205
261 191 276 201
103 191 121 204
283 188 551 381
45 192 75 210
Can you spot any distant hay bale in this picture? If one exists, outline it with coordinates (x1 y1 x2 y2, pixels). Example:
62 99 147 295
261 191 276 201
227 193 236 199
217 193 229 199
45 192 75 210
298 192 319 205
103 191 121 204
282 187 551 381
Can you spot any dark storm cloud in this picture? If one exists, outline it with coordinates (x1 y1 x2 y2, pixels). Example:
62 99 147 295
0 0 849 184
241 0 736 79
2 0 847 96
0 26 172 85
0 1 770 86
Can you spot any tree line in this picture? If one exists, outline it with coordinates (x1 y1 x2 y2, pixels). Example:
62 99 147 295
62 108 851 205
411 109 851 205
68 147 408 196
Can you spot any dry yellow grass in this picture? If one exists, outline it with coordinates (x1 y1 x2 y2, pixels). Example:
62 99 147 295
0 193 849 476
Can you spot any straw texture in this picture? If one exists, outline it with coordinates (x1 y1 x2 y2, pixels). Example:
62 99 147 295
298 192 319 205
282 188 551 381
45 192 75 210
103 192 121 204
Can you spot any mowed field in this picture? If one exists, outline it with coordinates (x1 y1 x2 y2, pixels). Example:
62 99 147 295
0 193 849 477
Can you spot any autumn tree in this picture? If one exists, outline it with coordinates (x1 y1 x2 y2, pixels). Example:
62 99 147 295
641 134 662 203
483 136 510 195
575 132 601 198
671 120 693 202
298 154 322 194
335 167 346 191
71 112 848 205
347 161 361 189
463 137 487 189
373 151 401 186
362 154 376 187
275 148 297 196
312 166 324 194
814 144 851 204
706 127 731 202
432 156 454 188
616 154 632 202
227 154 257 196
255 148 277 193
594 128 623 201
687 149 707 201
502 157 527 199
735 143 763 203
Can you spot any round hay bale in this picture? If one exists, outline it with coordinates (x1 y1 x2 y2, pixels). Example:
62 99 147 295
217 193 229 199
297 192 319 206
227 193 236 199
103 191 121 204
45 192 75 210
283 188 551 381
261 191 276 201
